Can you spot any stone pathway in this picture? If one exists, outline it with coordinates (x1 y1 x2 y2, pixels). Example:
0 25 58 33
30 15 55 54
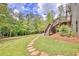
27 36 48 56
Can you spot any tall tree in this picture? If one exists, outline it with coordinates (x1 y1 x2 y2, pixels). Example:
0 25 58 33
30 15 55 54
46 11 54 24
58 5 65 20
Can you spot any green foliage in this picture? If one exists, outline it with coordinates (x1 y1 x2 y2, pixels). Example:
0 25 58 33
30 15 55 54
46 11 53 24
57 25 75 37
0 3 47 37
0 3 8 16
33 17 45 33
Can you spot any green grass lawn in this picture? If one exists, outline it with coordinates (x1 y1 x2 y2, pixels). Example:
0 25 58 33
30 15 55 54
0 34 37 56
0 34 79 56
34 35 79 56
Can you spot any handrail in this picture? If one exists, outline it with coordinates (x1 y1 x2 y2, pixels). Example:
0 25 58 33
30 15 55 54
44 18 71 35
44 24 51 33
51 19 70 27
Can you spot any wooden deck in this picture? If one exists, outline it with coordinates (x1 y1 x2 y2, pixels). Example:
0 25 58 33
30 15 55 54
44 19 71 36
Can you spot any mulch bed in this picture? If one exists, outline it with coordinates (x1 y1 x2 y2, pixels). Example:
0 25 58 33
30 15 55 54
50 33 79 43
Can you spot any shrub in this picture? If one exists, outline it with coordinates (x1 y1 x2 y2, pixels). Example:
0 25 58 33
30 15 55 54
57 25 75 37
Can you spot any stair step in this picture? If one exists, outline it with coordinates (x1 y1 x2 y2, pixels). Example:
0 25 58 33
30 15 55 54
30 50 40 56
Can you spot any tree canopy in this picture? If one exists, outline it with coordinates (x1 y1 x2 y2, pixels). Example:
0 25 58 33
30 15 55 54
0 3 47 38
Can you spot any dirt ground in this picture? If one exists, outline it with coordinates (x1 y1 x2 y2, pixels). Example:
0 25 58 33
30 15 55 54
50 33 79 43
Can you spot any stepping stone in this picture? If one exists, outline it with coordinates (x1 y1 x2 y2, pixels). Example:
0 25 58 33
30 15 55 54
76 53 79 56
28 43 33 46
28 48 36 53
27 44 32 47
29 42 34 45
33 39 37 41
27 46 34 50
57 55 64 56
40 52 48 56
30 50 40 56
32 39 36 41
32 40 36 42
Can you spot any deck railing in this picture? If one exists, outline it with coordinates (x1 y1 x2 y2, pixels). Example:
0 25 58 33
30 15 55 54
44 18 71 35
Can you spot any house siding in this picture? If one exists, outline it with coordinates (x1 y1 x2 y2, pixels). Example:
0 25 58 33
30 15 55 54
71 4 79 34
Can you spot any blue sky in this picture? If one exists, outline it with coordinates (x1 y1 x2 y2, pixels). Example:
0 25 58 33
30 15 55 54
8 3 62 18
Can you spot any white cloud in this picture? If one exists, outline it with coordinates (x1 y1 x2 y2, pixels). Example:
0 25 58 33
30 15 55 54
13 9 20 14
38 3 44 13
42 14 46 20
38 3 43 9
56 4 62 8
21 6 25 9
54 14 59 19
56 3 67 8
38 3 60 20
38 3 45 17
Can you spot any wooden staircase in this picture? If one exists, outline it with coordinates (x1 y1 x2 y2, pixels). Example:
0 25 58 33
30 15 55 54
44 24 51 36
44 19 71 36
